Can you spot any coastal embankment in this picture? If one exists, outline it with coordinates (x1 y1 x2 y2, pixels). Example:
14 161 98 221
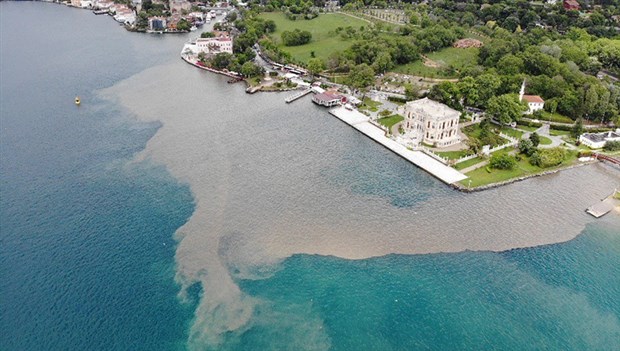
328 106 468 185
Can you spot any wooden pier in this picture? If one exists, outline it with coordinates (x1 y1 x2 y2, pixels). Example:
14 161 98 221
285 88 312 103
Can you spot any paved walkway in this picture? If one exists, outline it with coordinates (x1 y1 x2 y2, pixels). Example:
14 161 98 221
459 160 488 174
329 107 468 184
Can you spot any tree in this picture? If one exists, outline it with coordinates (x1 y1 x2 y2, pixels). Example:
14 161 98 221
518 139 535 156
529 132 540 147
372 52 393 74
212 53 233 70
281 29 312 46
201 31 215 38
347 63 375 99
240 61 263 77
307 58 326 77
474 74 502 108
490 154 517 170
571 117 584 139
457 77 478 107
176 19 191 32
487 94 526 125
404 83 420 100
429 81 461 110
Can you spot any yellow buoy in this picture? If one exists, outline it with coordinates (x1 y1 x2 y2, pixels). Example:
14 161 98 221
75 96 81 105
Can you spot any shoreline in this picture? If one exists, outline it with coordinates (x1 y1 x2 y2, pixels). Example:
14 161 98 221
453 161 602 192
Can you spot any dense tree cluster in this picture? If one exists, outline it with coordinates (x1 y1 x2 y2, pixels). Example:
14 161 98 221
430 26 620 123
281 29 312 46
262 0 319 20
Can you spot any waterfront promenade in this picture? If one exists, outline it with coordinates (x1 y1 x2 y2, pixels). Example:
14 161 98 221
329 106 468 184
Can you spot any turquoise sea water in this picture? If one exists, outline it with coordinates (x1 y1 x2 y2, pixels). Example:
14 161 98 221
1 2 619 350
234 223 620 350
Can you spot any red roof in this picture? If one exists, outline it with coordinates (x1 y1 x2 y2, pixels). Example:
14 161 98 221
563 0 580 10
522 95 544 103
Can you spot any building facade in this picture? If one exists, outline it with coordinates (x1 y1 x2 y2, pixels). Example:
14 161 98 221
194 33 233 55
579 130 620 149
149 17 167 30
397 98 461 148
519 80 545 114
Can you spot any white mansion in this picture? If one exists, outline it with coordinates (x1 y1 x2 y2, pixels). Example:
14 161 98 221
397 98 461 148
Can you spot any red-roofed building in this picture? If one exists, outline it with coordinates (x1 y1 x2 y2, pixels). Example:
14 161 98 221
519 80 545 114
563 0 580 11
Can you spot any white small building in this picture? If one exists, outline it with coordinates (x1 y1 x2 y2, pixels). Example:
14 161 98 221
519 80 545 114
579 130 620 149
397 97 461 148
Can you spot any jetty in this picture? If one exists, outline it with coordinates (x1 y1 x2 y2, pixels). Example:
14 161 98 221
586 191 619 218
285 88 312 103
328 106 468 185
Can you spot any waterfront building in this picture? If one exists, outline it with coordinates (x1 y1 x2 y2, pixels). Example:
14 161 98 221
397 98 461 148
312 92 344 107
519 80 545 114
149 16 167 30
579 130 620 149
194 32 233 55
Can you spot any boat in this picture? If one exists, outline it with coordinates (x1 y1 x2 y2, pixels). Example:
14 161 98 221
190 25 197 31
75 96 81 105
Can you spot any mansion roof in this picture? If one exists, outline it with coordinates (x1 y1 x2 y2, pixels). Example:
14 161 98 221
401 98 460 121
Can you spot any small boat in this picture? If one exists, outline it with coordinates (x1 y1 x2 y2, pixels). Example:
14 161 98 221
75 96 81 105
190 25 197 31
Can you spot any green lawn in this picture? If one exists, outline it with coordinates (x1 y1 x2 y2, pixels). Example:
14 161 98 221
462 151 578 188
436 150 471 160
550 129 571 137
259 12 367 64
377 115 404 129
516 124 539 132
537 112 573 124
454 157 484 170
500 127 524 139
359 97 382 112
462 124 508 147
392 47 479 78
539 135 553 145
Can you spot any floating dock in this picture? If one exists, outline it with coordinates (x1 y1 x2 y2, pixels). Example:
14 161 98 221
285 88 312 103
328 106 468 185
586 197 617 218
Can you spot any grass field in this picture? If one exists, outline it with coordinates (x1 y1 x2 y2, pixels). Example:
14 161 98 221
377 115 404 129
500 127 524 139
537 111 573 124
359 97 382 112
462 151 578 187
435 150 471 160
539 135 553 145
259 12 368 64
392 47 479 78
549 129 571 137
454 157 484 170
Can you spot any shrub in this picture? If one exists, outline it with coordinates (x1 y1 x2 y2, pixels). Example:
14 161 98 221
518 139 535 156
603 140 620 151
530 147 566 168
379 109 391 117
490 154 517 170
